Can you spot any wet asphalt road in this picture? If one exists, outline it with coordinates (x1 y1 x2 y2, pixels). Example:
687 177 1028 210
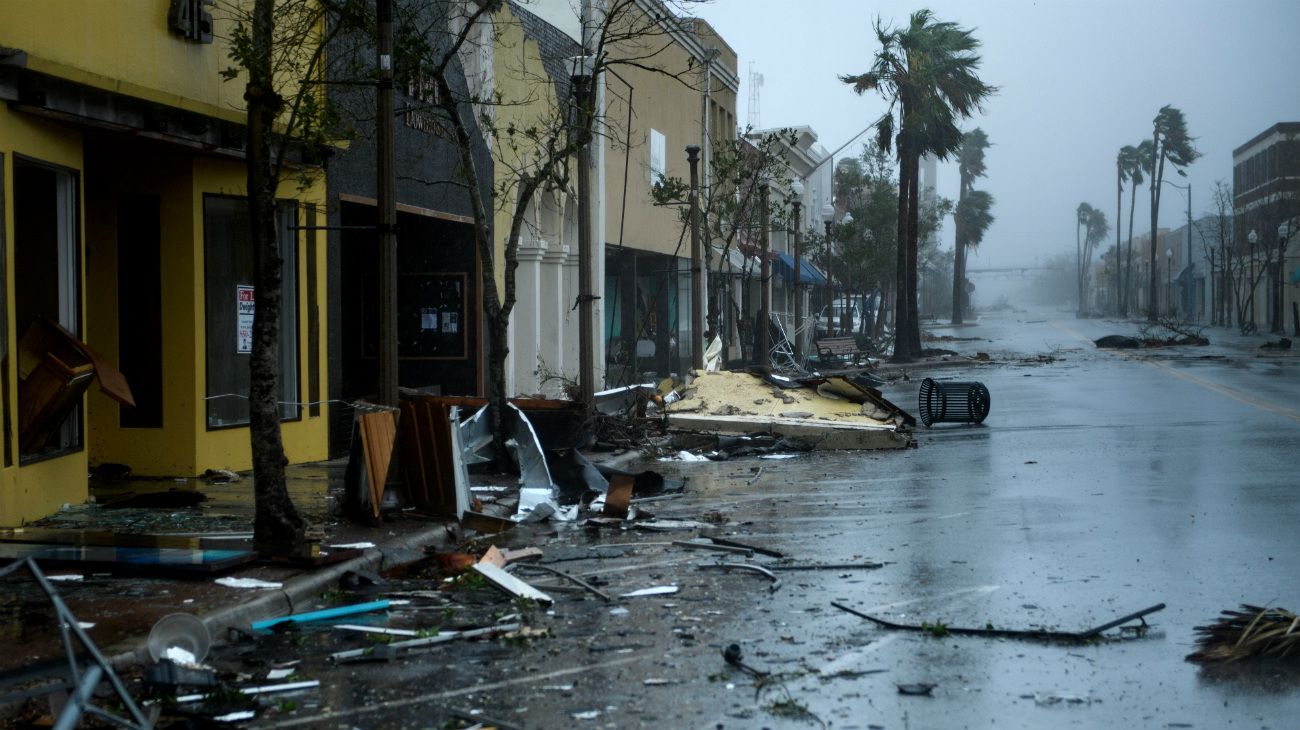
234 309 1300 730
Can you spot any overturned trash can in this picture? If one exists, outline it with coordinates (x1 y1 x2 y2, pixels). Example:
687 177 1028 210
917 377 990 427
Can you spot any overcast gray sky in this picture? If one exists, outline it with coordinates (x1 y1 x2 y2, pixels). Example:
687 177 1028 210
689 0 1300 271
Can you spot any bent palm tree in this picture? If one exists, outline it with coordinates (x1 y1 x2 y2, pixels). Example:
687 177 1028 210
1116 143 1148 316
1077 202 1094 312
1148 105 1200 320
953 128 990 324
841 10 995 361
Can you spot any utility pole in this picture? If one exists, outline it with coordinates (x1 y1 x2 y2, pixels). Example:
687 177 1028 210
791 195 803 363
376 0 398 406
687 145 703 371
575 69 595 404
756 184 770 371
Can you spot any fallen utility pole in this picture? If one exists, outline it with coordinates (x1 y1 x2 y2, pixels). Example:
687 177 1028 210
831 602 1166 643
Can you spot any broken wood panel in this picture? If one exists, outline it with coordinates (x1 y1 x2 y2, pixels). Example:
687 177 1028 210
603 475 634 518
357 410 398 518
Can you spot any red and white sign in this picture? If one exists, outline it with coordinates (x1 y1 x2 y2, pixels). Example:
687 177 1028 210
237 285 255 354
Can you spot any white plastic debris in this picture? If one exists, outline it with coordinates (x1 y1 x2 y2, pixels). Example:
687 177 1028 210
661 451 709 462
214 711 256 723
327 542 376 549
620 586 679 598
164 646 197 665
572 710 601 720
215 577 283 590
47 574 84 582
266 668 296 680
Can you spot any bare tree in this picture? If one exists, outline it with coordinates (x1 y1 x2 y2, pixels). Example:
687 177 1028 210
398 0 710 447
222 0 364 556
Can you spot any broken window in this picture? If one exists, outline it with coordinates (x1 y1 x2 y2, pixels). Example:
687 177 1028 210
13 158 82 462
202 195 300 429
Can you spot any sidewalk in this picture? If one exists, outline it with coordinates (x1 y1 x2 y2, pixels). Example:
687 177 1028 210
0 461 460 676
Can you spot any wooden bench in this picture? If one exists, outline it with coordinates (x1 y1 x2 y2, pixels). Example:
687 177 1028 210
815 336 870 367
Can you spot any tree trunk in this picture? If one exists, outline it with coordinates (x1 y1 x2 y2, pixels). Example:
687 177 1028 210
1124 182 1138 317
1115 170 1122 317
1148 137 1164 322
904 150 921 357
891 137 912 362
247 0 304 557
952 172 968 325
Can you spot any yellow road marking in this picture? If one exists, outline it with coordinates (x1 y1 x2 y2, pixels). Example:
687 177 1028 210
1049 320 1300 424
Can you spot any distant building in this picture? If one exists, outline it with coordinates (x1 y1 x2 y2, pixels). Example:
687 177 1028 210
1232 122 1300 333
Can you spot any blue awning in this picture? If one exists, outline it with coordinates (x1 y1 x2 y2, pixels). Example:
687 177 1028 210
774 252 827 287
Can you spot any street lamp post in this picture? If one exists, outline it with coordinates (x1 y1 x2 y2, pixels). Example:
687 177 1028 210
1166 248 1173 316
821 203 834 336
790 179 804 363
1248 229 1258 328
1274 222 1291 334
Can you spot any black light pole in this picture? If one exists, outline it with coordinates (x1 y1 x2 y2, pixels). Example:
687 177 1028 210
823 217 833 335
1248 229 1258 328
687 146 703 370
1273 222 1290 334
756 184 771 370
376 0 398 406
790 180 804 363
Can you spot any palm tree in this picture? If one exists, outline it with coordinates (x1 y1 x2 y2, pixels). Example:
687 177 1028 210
952 128 990 324
955 189 994 314
1077 202 1094 313
1078 204 1109 313
1116 143 1149 316
1148 105 1200 320
841 10 995 361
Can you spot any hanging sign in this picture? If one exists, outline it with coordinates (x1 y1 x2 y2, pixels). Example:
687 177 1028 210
237 285 255 354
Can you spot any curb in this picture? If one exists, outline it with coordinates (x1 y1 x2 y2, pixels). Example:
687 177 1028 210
106 520 457 670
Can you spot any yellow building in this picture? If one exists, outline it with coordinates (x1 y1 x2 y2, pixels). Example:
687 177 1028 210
0 1 329 525
602 6 739 383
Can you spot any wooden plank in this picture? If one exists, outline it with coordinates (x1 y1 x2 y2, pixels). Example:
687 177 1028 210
603 475 634 518
357 410 398 518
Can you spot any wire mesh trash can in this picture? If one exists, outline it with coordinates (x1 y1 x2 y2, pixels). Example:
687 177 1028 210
917 377 990 427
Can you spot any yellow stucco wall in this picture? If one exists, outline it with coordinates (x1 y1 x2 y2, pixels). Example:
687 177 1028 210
0 1 331 524
0 0 247 124
602 13 737 255
0 107 90 526
490 4 563 296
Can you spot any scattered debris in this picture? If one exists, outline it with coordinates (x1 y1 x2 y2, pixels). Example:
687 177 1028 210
896 682 937 696
147 612 211 663
215 577 283 590
513 563 612 602
722 643 768 676
175 680 321 703
832 601 1165 642
332 625 420 638
699 562 781 591
620 585 679 598
1260 337 1292 350
672 539 753 557
1095 335 1142 349
329 623 521 662
471 562 555 604
328 541 377 550
706 536 785 558
251 600 391 631
1187 604 1300 663
1031 692 1094 706
603 474 634 518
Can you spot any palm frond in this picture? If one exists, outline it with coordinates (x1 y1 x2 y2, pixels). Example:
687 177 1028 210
1187 605 1300 664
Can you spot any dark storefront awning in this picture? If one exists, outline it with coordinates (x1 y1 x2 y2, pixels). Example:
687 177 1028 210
773 252 827 287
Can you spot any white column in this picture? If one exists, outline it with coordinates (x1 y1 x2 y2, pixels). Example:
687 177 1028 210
541 241 567 391
513 240 546 395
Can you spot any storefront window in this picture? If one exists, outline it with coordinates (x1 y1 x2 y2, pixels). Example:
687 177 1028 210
203 196 300 428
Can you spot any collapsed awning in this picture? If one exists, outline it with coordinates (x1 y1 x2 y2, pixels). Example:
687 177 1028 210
773 252 827 287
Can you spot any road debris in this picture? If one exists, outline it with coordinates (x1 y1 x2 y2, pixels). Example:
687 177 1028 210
471 562 554 604
215 577 282 590
251 600 390 631
699 562 781 591
1187 604 1300 663
832 601 1166 642
706 536 785 558
329 623 521 662
672 539 753 557
721 643 768 676
513 563 612 602
175 680 321 703
897 682 937 696
620 585 679 598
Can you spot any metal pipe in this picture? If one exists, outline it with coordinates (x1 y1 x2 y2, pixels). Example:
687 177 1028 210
687 145 703 370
